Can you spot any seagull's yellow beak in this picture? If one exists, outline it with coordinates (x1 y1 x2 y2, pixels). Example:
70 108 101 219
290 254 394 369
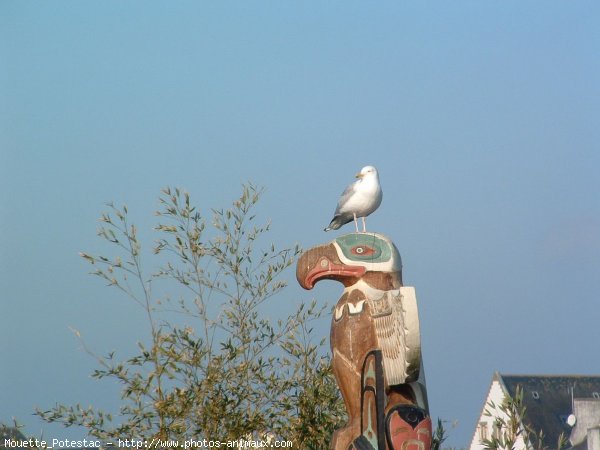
355 172 363 179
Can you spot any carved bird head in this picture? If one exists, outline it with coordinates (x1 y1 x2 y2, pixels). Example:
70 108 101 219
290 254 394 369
296 232 402 291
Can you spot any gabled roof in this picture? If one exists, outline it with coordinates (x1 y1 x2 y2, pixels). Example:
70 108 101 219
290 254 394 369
496 373 600 449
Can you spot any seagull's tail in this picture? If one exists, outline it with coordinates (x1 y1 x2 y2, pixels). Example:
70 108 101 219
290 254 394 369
324 215 345 232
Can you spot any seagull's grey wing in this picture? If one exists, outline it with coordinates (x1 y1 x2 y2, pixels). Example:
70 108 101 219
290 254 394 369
324 182 359 231
334 181 358 214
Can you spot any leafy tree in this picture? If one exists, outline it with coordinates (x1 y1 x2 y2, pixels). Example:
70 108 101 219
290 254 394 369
431 419 450 450
37 184 346 447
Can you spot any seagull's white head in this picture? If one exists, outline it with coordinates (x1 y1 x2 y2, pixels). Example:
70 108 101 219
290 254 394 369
356 165 378 179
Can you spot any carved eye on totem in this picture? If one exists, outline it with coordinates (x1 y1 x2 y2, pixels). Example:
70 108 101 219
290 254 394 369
351 245 376 256
335 234 391 264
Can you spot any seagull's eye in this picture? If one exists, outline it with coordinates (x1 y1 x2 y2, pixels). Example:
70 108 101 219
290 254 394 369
351 245 375 256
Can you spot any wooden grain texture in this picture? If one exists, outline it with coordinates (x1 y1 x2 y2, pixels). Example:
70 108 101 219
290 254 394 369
297 233 431 450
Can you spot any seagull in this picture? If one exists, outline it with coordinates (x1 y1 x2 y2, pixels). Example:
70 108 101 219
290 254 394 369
324 165 382 233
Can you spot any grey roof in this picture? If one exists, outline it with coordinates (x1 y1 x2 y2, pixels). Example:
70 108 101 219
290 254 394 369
496 373 600 449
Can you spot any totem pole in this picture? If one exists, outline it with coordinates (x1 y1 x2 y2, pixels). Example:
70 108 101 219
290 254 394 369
296 232 431 450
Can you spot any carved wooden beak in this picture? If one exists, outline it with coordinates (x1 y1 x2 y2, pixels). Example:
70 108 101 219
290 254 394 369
296 244 366 290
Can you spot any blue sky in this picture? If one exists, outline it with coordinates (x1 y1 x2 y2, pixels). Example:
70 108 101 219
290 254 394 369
2 1 599 447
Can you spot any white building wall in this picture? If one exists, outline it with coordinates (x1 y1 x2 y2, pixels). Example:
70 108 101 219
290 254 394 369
469 380 527 450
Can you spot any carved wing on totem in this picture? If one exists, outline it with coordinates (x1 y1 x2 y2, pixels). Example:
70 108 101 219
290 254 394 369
368 286 421 386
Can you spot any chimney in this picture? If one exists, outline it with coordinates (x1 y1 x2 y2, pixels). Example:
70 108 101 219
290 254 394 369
588 426 600 450
570 399 600 447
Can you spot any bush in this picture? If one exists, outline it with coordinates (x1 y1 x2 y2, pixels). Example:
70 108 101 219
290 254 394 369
36 184 346 448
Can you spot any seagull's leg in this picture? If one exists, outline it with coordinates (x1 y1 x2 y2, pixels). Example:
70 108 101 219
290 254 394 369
353 212 359 232
362 216 366 233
